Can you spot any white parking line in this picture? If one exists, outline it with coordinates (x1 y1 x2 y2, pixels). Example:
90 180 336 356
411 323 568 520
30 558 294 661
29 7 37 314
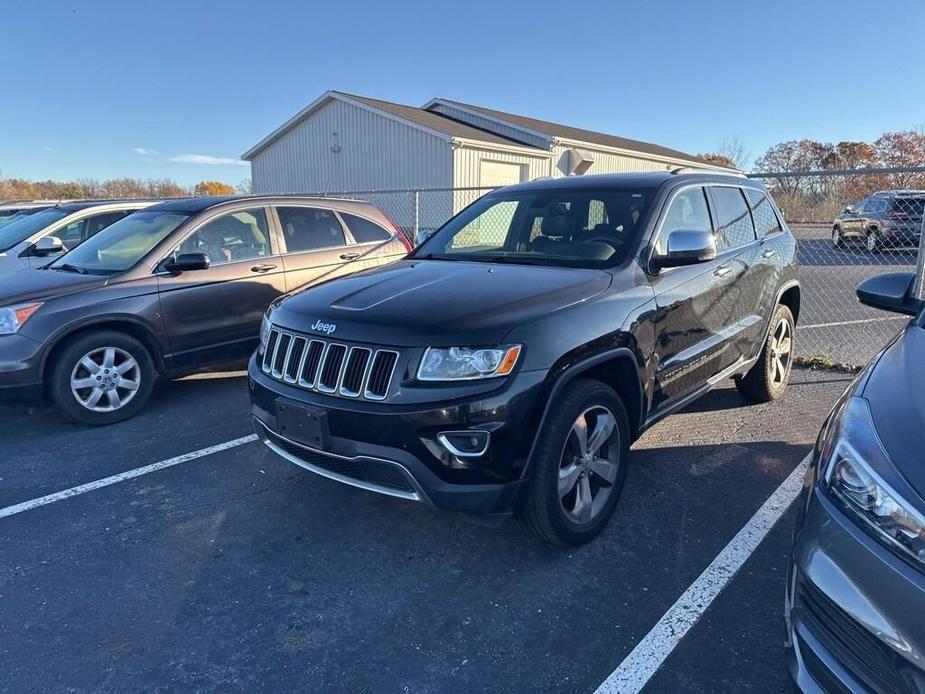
595 453 811 694
801 316 904 329
0 434 258 521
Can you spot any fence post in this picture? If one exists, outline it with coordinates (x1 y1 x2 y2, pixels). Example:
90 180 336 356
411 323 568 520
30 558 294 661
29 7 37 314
413 190 420 239
915 213 925 301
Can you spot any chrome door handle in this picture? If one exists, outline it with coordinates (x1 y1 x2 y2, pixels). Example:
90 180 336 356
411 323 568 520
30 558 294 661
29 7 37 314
250 263 277 273
339 252 361 260
713 264 733 277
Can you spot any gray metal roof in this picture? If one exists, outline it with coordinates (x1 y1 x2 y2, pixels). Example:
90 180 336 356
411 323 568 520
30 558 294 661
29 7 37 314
243 90 711 165
430 98 711 165
338 93 534 147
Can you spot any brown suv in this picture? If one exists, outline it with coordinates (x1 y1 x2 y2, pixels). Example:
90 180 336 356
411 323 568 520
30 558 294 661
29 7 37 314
0 195 410 424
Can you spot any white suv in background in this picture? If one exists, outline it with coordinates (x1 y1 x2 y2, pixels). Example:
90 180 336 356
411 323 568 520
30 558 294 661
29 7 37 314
0 200 160 276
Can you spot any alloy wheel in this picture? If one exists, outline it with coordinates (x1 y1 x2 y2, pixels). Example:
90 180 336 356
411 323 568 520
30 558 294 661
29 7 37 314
768 319 793 388
866 231 879 252
70 346 141 412
558 406 620 524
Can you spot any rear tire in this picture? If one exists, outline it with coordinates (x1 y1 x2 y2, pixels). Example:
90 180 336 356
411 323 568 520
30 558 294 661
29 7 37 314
735 304 795 402
50 331 156 426
519 379 630 546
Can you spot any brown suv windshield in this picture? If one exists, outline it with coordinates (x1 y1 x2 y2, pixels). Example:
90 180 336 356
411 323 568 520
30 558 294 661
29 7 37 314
48 210 190 275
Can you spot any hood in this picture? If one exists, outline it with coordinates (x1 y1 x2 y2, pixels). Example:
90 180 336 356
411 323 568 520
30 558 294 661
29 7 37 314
272 259 612 346
862 324 925 495
0 268 108 306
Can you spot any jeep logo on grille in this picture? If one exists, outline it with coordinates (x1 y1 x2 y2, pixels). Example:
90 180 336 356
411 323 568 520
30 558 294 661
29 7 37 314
310 320 336 335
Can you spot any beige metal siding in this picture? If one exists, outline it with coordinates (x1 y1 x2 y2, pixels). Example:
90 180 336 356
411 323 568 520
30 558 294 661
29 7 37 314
250 99 453 195
550 142 683 177
452 145 553 212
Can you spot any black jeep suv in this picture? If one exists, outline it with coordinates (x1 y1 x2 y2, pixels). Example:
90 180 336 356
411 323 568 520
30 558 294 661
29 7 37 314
249 171 800 545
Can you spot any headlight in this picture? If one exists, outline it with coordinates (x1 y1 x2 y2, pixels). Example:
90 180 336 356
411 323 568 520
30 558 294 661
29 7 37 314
0 302 43 335
418 345 522 381
821 396 925 566
258 312 272 354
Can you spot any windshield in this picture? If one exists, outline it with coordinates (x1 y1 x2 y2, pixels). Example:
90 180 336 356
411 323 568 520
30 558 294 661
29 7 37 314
0 208 69 251
48 210 190 275
412 187 655 268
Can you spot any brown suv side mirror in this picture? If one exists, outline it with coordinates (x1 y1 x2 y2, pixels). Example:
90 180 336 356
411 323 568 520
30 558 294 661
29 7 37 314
163 252 211 273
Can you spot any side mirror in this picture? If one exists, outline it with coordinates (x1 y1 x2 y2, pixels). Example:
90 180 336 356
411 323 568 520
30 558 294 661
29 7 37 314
843 206 854 214
655 229 716 269
163 252 211 273
414 228 436 246
32 236 65 256
857 272 922 316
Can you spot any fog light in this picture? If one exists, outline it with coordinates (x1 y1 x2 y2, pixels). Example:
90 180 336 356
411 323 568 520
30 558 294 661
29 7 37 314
437 430 490 457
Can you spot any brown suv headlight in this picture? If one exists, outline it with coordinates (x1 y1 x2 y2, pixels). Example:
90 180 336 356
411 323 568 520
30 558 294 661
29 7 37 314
0 302 43 334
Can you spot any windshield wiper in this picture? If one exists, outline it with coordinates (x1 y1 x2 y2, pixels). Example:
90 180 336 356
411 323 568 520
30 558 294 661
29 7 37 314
52 263 87 274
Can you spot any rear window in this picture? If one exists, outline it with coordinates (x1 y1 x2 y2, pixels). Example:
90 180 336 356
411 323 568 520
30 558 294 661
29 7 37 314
889 197 925 217
710 187 755 250
342 213 392 243
745 189 783 237
276 207 347 252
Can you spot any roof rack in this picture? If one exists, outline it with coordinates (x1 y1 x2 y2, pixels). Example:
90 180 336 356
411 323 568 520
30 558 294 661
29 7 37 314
670 166 746 178
872 189 925 196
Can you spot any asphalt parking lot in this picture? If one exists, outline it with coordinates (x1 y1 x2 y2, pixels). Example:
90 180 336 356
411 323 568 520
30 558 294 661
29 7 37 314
791 223 913 366
0 364 854 693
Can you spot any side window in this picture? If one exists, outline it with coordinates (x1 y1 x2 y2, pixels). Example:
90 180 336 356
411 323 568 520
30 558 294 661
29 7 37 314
53 219 88 250
745 189 783 237
85 211 130 239
867 197 886 215
450 199 518 249
277 207 347 252
341 213 392 243
588 199 608 229
177 208 271 266
710 187 755 251
657 187 712 254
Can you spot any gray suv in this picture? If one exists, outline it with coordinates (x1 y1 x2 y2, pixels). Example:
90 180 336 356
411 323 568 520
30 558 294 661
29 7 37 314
832 190 924 252
0 195 410 424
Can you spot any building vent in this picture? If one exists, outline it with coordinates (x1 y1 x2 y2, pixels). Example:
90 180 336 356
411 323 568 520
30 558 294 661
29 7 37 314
564 148 595 176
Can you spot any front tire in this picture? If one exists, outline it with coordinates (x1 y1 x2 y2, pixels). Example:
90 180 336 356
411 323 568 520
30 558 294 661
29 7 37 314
735 304 795 402
832 226 844 248
50 331 156 426
519 379 630 546
866 228 881 253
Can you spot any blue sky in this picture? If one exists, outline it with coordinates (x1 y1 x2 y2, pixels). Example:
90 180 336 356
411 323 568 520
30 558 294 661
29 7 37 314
3 0 924 185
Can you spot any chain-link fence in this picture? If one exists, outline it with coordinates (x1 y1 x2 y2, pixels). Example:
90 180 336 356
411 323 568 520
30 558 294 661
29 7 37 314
308 169 924 368
749 168 924 366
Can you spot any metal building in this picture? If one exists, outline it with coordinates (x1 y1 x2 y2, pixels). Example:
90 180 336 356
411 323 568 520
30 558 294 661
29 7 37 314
243 90 725 227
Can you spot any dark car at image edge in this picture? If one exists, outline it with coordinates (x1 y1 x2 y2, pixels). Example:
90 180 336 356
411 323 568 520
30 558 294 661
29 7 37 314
249 170 801 545
786 271 925 693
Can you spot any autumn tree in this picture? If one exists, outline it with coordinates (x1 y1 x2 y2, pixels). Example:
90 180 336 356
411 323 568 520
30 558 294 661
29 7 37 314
872 130 925 188
696 153 737 169
194 180 236 196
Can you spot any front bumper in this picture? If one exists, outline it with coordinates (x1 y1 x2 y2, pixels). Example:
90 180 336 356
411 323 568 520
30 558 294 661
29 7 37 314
0 333 46 403
786 483 925 693
248 355 545 516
